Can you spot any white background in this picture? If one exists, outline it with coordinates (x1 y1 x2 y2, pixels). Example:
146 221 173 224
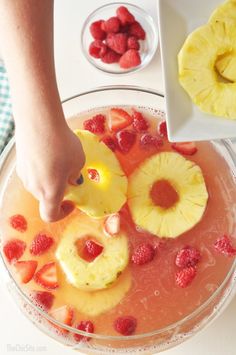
0 1 236 355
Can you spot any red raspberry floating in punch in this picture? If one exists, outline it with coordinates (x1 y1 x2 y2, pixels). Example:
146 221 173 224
9 214 27 233
114 316 137 335
3 239 26 263
30 233 54 256
175 246 201 268
132 243 155 265
132 110 149 132
74 321 94 342
116 130 136 154
214 235 236 257
175 266 197 288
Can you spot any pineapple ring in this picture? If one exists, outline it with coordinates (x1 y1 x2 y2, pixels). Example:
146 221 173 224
65 130 128 218
178 20 236 119
56 213 129 291
128 152 208 239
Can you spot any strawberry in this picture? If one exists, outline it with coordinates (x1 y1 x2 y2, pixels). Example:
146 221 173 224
34 262 59 290
30 233 54 256
101 49 121 63
114 316 137 335
31 291 55 311
84 240 103 258
158 120 168 138
119 49 141 69
89 20 106 40
132 243 155 265
101 16 120 33
14 260 38 284
127 36 140 50
50 306 74 334
116 6 135 26
214 235 236 256
87 169 100 183
175 266 197 288
132 110 149 132
171 142 197 156
89 40 107 58
106 33 127 54
140 133 163 149
116 130 136 153
74 320 94 342
175 246 201 268
104 213 120 236
3 239 26 263
128 21 146 40
83 114 106 135
109 108 133 132
9 214 27 233
101 135 117 151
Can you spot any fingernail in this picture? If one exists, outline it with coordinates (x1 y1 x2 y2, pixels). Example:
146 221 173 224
76 175 84 185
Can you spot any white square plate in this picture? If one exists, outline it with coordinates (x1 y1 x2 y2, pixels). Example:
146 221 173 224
157 0 236 142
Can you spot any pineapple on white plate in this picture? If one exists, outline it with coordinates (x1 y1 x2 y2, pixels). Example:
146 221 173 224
128 152 208 239
65 130 128 218
178 20 236 119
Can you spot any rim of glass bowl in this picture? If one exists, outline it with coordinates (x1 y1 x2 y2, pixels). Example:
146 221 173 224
80 2 158 75
0 85 236 341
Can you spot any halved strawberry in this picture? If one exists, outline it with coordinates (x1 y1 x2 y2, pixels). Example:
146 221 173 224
104 213 120 236
171 142 197 156
50 306 74 334
3 239 26 263
14 260 38 284
34 262 58 290
108 108 133 132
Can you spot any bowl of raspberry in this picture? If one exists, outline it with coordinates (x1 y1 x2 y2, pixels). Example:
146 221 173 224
81 3 158 74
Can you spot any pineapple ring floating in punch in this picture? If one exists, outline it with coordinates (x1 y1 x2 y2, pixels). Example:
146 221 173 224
178 19 236 119
128 152 208 239
56 214 129 291
65 130 128 218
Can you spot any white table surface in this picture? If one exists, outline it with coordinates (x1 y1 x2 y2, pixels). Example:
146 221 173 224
0 1 235 354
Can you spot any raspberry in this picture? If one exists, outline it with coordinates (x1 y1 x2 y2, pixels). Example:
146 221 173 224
89 40 107 58
31 291 55 311
101 135 117 151
175 266 197 288
175 246 201 268
127 36 140 50
132 110 149 132
89 20 106 40
74 321 94 342
116 130 136 153
106 33 127 54
214 235 236 256
101 16 120 33
87 169 100 183
114 316 137 335
119 49 141 69
158 120 168 138
101 49 121 63
140 133 163 149
3 239 26 263
84 240 103 258
30 233 54 256
128 21 146 40
116 6 135 26
83 114 106 134
9 214 27 233
132 243 155 265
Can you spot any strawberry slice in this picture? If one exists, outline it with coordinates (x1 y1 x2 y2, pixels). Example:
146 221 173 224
34 262 59 290
50 306 74 334
3 239 26 263
104 213 120 236
14 260 38 284
109 108 133 132
171 142 197 156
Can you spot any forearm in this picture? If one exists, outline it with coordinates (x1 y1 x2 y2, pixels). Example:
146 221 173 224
0 0 66 134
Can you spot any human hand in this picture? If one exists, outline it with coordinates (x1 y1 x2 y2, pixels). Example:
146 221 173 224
15 122 85 222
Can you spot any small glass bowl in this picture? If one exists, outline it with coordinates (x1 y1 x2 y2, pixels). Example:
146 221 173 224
81 2 158 75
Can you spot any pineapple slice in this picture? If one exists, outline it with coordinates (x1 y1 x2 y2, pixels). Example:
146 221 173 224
210 0 236 82
56 213 129 291
178 20 236 119
128 152 208 239
65 130 127 218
